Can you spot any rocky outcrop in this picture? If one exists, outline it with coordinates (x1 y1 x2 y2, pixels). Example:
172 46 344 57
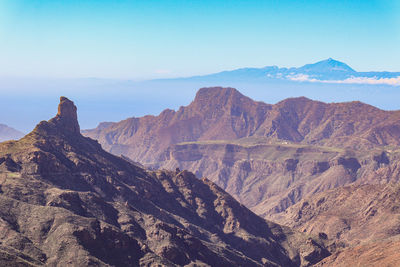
0 97 330 266
50 96 80 133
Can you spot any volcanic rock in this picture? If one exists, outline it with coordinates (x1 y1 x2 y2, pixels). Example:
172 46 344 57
0 97 330 266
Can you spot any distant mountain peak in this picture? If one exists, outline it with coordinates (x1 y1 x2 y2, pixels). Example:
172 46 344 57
299 58 355 73
0 124 25 142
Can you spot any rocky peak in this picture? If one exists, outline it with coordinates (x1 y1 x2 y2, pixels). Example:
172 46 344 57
194 87 244 102
191 87 255 114
51 96 80 133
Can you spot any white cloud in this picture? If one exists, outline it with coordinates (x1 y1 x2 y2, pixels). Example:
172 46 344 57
336 76 400 86
287 74 318 82
287 74 400 86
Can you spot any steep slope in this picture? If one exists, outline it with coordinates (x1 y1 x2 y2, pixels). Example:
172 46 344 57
275 184 400 247
150 140 400 219
0 124 24 142
274 184 400 266
84 87 400 218
0 97 329 266
84 87 272 163
315 239 400 267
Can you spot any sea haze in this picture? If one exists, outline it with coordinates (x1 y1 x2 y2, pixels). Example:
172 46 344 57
1 59 399 133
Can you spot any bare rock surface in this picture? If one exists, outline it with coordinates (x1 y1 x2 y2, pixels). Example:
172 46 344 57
0 97 329 266
275 183 400 266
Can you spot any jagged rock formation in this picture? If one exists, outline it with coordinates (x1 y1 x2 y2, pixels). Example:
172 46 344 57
0 124 24 142
83 87 400 218
0 97 330 266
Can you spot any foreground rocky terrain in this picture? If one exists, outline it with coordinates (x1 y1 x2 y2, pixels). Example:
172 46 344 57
278 184 400 266
0 97 330 266
276 183 400 247
0 124 24 142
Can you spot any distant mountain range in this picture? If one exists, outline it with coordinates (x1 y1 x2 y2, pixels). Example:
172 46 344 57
171 58 400 86
1 58 400 134
0 124 24 142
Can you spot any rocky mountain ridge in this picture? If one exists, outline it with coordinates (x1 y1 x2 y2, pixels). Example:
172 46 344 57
169 58 400 82
84 87 400 219
0 97 329 266
85 87 400 162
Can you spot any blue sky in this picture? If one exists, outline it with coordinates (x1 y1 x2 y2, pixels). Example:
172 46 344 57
0 0 399 79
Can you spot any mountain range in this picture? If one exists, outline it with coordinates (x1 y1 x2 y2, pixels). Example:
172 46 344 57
2 58 400 134
84 87 400 216
84 86 400 265
169 58 400 86
0 97 330 266
0 124 24 142
2 92 400 265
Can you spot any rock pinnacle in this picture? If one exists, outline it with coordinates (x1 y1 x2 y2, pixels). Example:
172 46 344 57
55 96 80 133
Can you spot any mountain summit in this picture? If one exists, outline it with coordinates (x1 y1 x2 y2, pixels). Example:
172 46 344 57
0 124 24 142
298 58 355 73
170 58 399 85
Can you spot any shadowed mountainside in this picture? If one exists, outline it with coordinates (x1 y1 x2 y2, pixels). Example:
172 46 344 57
0 97 330 266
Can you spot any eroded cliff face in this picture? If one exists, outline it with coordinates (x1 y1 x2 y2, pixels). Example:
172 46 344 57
150 140 400 220
0 97 329 266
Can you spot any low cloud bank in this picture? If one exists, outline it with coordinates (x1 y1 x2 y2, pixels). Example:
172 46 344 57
287 74 400 86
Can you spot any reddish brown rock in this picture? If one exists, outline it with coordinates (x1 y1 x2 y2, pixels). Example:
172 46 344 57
0 97 329 266
83 87 400 220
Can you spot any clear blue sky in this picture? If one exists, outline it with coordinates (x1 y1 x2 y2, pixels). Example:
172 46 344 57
0 0 399 79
